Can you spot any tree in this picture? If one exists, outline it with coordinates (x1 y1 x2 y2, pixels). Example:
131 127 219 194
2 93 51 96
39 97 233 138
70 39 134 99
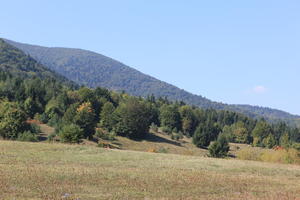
0 101 28 139
280 133 290 148
99 102 116 131
23 97 41 118
262 134 276 148
113 98 151 139
232 122 249 143
208 134 230 158
290 128 300 143
193 124 210 148
45 98 63 119
273 122 288 142
59 124 84 143
221 125 235 142
159 104 181 130
222 121 250 144
63 103 79 124
193 122 221 148
74 102 96 139
252 120 273 147
179 105 196 135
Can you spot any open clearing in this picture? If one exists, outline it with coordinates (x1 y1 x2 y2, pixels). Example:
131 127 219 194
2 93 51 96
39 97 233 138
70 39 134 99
1 141 300 200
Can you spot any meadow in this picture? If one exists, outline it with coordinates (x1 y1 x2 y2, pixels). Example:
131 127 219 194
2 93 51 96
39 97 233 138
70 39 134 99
1 140 300 200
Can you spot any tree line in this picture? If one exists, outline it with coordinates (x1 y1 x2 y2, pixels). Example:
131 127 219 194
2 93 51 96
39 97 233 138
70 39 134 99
0 70 299 157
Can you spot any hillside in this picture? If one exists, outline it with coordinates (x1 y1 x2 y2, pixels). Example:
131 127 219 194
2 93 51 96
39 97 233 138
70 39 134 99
1 140 300 200
0 39 76 87
4 39 300 124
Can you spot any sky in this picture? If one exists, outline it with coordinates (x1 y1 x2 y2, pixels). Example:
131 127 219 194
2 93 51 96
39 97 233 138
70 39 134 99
1 0 300 114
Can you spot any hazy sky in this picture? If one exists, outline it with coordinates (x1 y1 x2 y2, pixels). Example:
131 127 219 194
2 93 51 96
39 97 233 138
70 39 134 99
1 0 300 114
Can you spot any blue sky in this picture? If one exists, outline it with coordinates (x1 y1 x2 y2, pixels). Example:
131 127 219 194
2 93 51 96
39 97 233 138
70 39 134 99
1 0 300 114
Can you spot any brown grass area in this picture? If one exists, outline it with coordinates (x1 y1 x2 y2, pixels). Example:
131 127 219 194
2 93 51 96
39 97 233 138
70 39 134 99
112 132 208 156
1 141 300 200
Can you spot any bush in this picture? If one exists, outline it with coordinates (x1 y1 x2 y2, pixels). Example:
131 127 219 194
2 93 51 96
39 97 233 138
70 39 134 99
291 143 300 151
237 147 300 164
95 128 116 141
47 113 61 127
237 147 262 161
30 123 41 134
59 124 84 143
262 134 276 149
34 113 49 123
17 131 38 142
260 148 300 164
161 126 172 134
208 134 230 158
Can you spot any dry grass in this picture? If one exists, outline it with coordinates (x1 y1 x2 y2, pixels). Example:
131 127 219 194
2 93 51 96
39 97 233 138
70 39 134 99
1 141 300 200
114 132 208 156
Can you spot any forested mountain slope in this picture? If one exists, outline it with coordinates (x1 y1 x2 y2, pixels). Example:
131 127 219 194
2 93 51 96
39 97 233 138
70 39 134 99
4 38 300 125
0 39 76 88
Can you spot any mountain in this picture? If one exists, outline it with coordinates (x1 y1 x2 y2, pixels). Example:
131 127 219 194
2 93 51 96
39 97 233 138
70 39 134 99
0 39 76 88
4 38 300 125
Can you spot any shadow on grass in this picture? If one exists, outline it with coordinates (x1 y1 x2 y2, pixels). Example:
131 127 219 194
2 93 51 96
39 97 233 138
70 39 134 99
37 134 48 142
140 133 182 146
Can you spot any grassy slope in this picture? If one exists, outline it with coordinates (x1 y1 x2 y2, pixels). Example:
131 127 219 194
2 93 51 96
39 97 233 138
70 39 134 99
1 141 300 200
113 132 208 157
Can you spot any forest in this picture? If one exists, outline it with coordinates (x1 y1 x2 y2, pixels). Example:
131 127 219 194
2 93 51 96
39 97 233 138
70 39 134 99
1 38 300 158
1 69 300 158
6 38 300 126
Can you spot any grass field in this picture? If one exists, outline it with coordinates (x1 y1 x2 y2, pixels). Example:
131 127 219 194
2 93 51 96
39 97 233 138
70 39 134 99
1 141 300 200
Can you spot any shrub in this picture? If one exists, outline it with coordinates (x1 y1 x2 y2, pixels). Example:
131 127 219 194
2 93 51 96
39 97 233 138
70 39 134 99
208 134 230 158
280 133 291 148
34 113 49 123
262 134 276 149
260 148 300 164
291 143 300 151
47 113 61 127
237 147 263 161
95 128 116 141
30 123 41 134
161 126 172 134
59 124 84 143
17 131 38 142
237 147 300 164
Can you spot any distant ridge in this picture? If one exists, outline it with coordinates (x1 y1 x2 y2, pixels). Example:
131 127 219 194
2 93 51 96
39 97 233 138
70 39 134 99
0 39 76 88
4 38 300 125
